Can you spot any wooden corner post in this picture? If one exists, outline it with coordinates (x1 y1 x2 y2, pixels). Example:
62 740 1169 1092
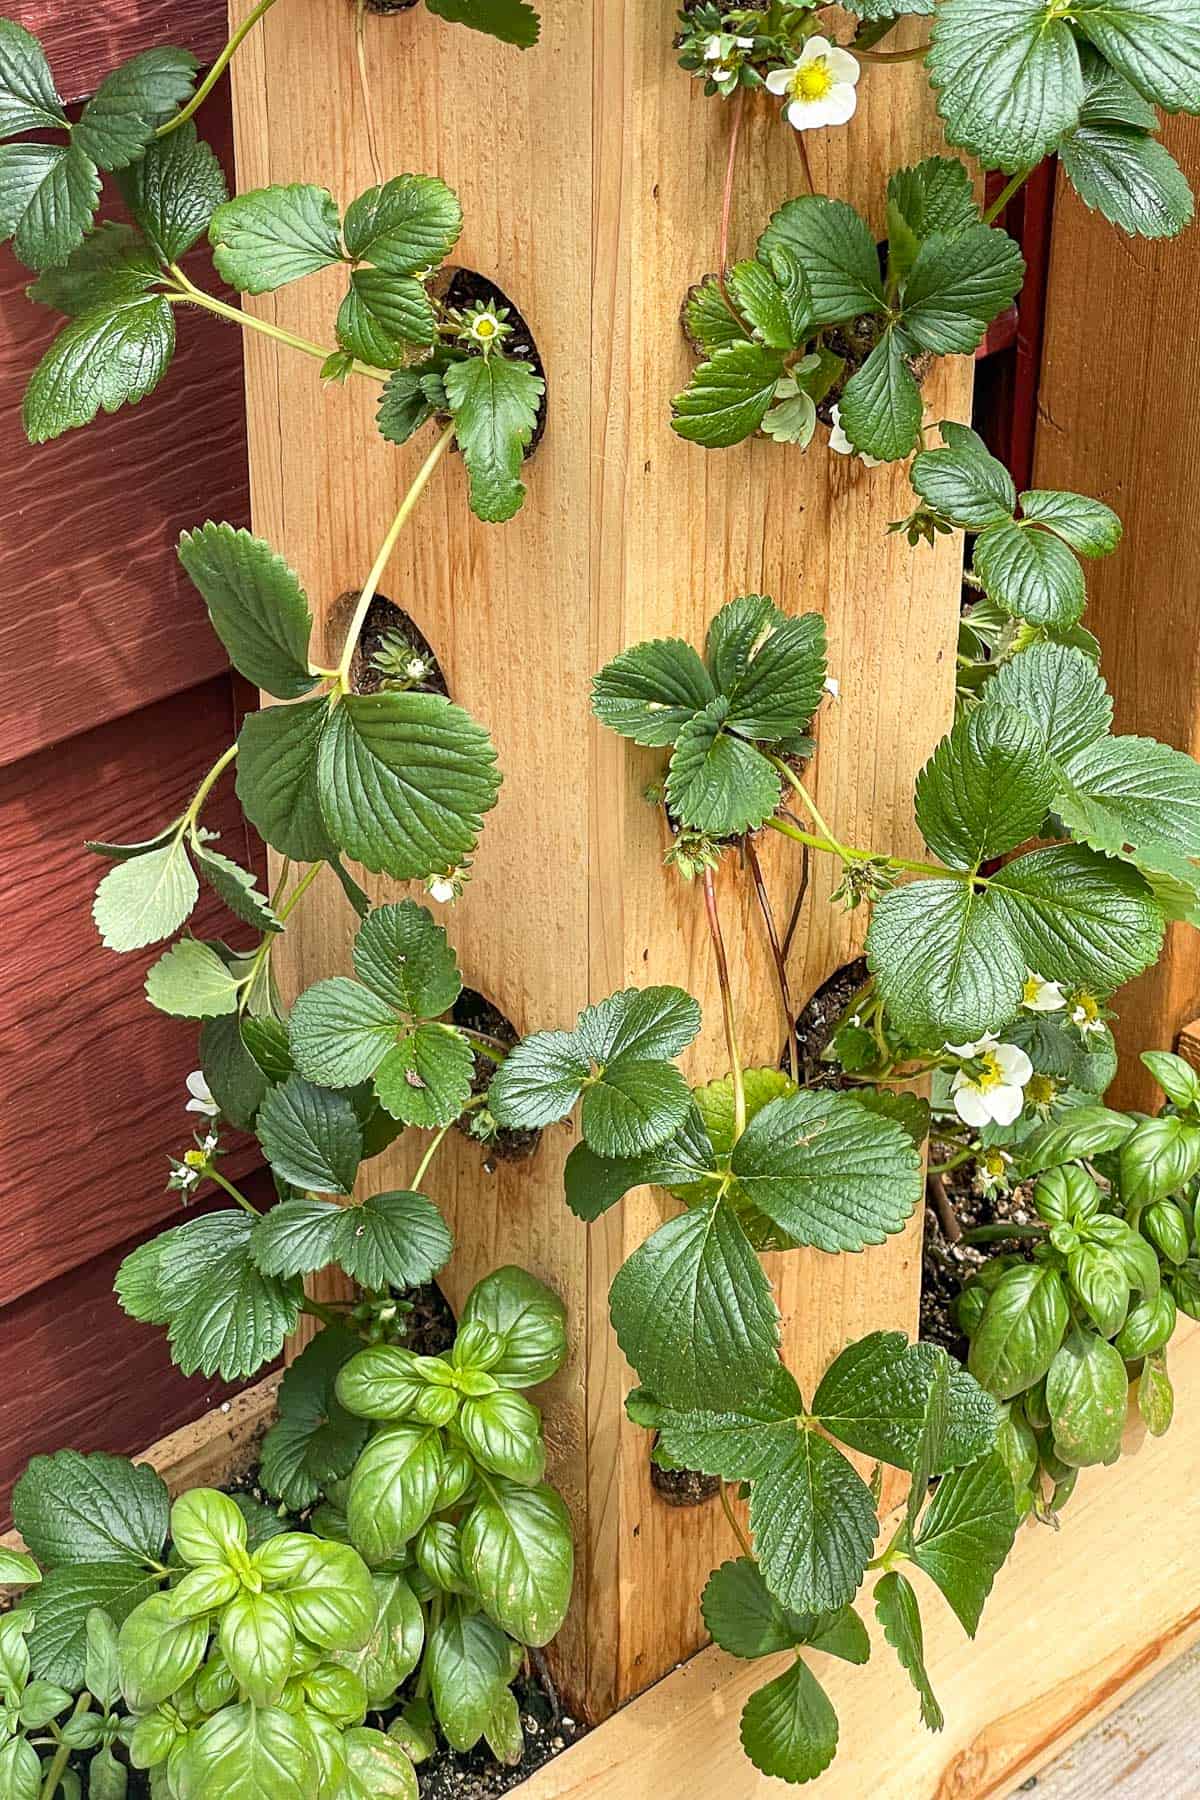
227 3 972 1723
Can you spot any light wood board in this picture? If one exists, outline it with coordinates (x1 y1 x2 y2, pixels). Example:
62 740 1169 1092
1033 118 1200 1115
227 2 973 1715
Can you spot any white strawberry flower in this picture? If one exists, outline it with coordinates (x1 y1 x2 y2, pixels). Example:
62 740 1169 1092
1021 972 1067 1013
428 875 457 904
823 676 840 700
405 656 428 681
765 36 861 133
828 404 884 470
1071 992 1106 1037
946 1034 1033 1128
184 1071 219 1117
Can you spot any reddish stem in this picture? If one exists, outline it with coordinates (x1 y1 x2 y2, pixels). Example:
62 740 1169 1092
745 836 800 1084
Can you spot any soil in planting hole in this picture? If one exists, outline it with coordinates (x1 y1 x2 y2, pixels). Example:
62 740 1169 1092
433 268 548 455
452 988 541 1162
416 1677 587 1799
650 1458 720 1507
337 592 451 698
920 1166 1040 1359
786 955 870 1089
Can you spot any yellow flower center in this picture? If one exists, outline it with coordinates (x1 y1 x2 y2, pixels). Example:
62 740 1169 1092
474 316 497 339
982 1149 1008 1179
1022 976 1043 1005
974 1051 1004 1091
1076 992 1099 1021
1026 1074 1057 1108
792 58 834 102
183 1148 207 1169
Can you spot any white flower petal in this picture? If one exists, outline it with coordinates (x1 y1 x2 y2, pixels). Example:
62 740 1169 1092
987 1083 1025 1126
995 1044 1033 1085
825 47 862 86
765 67 793 94
821 83 859 126
954 1086 991 1128
801 36 833 63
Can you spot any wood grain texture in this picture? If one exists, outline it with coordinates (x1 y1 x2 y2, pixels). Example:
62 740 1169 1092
517 1322 1200 1800
0 95 250 769
1033 119 1200 1114
228 3 971 1717
8 0 231 102
0 675 265 1304
0 1197 264 1522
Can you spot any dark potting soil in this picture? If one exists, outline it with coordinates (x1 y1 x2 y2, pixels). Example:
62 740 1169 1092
650 1461 720 1507
451 989 540 1163
920 1172 1040 1359
416 1675 586 1800
790 955 870 1088
348 597 451 699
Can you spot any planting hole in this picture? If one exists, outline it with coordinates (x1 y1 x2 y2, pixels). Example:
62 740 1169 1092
650 1452 720 1509
434 266 548 454
787 955 870 1087
453 988 541 1162
330 592 450 699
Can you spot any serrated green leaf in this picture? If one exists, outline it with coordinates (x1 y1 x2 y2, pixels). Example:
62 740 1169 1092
915 704 1056 870
145 937 242 1017
913 1451 1017 1635
981 642 1112 762
671 340 787 448
991 843 1166 989
460 1478 572 1645
910 424 1017 528
22 1564 159 1692
874 1571 943 1731
631 1364 805 1479
317 689 500 879
1018 489 1123 555
424 0 540 48
236 696 337 863
839 333 923 463
740 1658 839 1784
442 352 542 521
24 286 173 441
701 1559 815 1660
74 47 197 172
685 275 749 355
289 977 398 1088
343 172 462 269
867 877 1023 1048
150 1211 302 1379
178 522 317 700
28 220 163 318
928 0 1085 171
812 1332 998 1473
666 697 782 835
354 898 462 1014
751 1431 877 1615
1056 734 1200 894
902 223 1024 355
117 120 228 262
888 157 978 279
728 1091 923 1253
337 270 436 366
1072 0 1200 114
969 1262 1069 1400
758 194 885 326
191 841 279 933
0 141 100 270
563 1109 718 1222
975 517 1088 626
724 611 826 738
257 1075 362 1195
209 183 343 293
0 20 66 135
199 1012 268 1130
14 1450 168 1569
590 637 716 746
579 1058 694 1158
374 1022 475 1127
376 366 436 445
92 834 197 952
728 256 805 349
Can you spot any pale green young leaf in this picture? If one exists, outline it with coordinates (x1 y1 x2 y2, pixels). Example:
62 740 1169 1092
73 47 197 172
901 224 1025 355
443 352 543 521
153 1211 303 1379
912 1451 1017 1635
811 1332 998 1474
0 141 99 270
118 121 228 262
838 333 923 463
928 0 1085 171
728 1091 924 1253
670 341 787 448
915 704 1056 871
28 221 163 318
209 183 343 293
0 20 67 134
875 1571 943 1730
236 695 337 864
590 637 716 746
220 1591 293 1707
980 642 1112 762
177 522 317 700
373 1021 475 1127
145 937 241 1017
910 424 1017 529
260 1329 368 1510
460 1479 573 1645
93 834 197 952
424 0 541 48
609 1197 780 1410
1119 1112 1200 1206
183 1702 314 1800
665 698 782 835
0 1549 40 1589
257 1075 362 1195
117 1593 208 1712
758 195 885 325
459 1264 568 1389
760 388 816 446
317 689 500 879
343 172 462 270
23 291 173 440
750 1430 877 1614
740 1658 839 1785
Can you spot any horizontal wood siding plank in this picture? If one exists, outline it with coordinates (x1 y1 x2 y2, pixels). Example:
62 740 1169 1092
0 1178 278 1523
0 675 266 1304
0 94 250 769
9 0 232 104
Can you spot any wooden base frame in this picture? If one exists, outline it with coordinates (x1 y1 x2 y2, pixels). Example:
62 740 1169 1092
17 1323 1188 1800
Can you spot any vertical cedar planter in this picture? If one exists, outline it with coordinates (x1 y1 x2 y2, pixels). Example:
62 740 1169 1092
226 1 968 1723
